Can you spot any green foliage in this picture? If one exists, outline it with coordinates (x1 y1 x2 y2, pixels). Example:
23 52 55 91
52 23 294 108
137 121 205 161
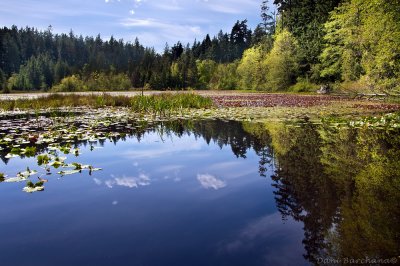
318 125 400 259
2 1 398 92
209 62 239 90
196 60 218 89
52 75 83 92
0 20 253 91
167 50 199 89
23 146 37 157
85 72 131 91
274 0 342 78
260 0 276 35
0 93 213 113
0 68 6 91
289 79 319 93
255 120 400 262
6 73 18 91
237 46 267 90
359 0 400 91
130 93 213 115
37 154 51 166
319 16 344 81
9 54 55 90
52 72 131 92
320 0 400 91
264 30 300 91
26 180 44 188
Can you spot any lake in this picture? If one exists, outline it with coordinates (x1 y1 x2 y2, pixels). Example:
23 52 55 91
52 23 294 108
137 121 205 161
0 116 399 266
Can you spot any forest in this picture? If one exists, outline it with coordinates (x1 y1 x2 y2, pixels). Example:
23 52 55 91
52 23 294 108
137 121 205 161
0 0 399 93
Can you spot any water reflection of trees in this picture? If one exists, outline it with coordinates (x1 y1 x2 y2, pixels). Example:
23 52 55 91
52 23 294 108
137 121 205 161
243 121 400 264
165 119 399 264
262 122 341 263
1 117 399 263
163 119 273 161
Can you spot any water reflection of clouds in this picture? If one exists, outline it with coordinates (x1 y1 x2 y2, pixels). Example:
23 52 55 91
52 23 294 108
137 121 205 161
123 139 203 159
207 161 257 179
93 178 102 185
156 165 185 173
93 173 151 189
197 174 227 190
220 212 304 265
157 164 184 182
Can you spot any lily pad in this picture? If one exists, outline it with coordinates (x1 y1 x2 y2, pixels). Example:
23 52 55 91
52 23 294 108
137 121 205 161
5 153 19 159
18 169 38 178
49 161 64 168
57 170 81 176
23 186 44 193
4 176 28 183
37 154 51 165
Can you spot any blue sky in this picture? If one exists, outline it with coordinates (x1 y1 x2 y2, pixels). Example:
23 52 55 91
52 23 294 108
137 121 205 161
0 0 273 51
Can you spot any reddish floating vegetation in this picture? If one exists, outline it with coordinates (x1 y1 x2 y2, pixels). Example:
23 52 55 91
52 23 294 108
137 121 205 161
207 93 400 110
352 103 400 111
210 94 345 108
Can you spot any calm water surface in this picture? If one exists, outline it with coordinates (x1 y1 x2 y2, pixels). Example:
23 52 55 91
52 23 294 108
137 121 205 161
0 119 399 266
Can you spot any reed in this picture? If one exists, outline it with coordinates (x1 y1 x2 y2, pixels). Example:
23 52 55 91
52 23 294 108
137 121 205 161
0 93 214 113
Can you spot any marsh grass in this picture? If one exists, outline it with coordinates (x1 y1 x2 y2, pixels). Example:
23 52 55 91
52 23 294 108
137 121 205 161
0 93 214 114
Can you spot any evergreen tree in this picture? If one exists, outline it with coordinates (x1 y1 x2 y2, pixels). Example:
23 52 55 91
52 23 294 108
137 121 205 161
273 0 343 78
260 0 276 35
0 68 6 90
230 20 252 60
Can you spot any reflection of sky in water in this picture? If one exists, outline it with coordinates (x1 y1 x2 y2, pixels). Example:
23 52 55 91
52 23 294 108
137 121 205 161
197 174 226 190
0 129 308 266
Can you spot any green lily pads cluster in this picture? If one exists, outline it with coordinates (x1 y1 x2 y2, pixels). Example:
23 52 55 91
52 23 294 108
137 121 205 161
23 180 45 193
348 113 400 129
1 104 399 193
2 156 102 193
3 168 38 183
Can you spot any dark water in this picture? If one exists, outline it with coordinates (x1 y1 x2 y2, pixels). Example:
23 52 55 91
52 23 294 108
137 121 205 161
0 119 399 266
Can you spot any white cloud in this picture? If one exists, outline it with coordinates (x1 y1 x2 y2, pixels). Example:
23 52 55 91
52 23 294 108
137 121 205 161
105 173 151 188
197 174 226 190
93 178 103 185
206 4 242 14
0 0 119 18
120 18 202 36
152 1 183 11
201 0 260 14
0 0 264 52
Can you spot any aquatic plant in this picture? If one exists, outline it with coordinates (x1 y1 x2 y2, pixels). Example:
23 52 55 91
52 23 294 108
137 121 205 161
0 93 213 112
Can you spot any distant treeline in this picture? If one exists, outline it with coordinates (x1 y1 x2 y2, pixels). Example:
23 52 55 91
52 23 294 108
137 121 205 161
0 19 254 91
0 0 399 92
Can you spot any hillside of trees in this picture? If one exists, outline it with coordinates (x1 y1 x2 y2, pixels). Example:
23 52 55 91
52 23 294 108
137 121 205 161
0 0 399 93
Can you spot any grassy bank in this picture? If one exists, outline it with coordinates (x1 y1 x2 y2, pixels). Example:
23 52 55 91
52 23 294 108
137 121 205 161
0 93 214 114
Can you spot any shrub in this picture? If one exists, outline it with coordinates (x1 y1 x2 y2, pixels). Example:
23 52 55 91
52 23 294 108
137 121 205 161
52 75 84 92
289 79 319 93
